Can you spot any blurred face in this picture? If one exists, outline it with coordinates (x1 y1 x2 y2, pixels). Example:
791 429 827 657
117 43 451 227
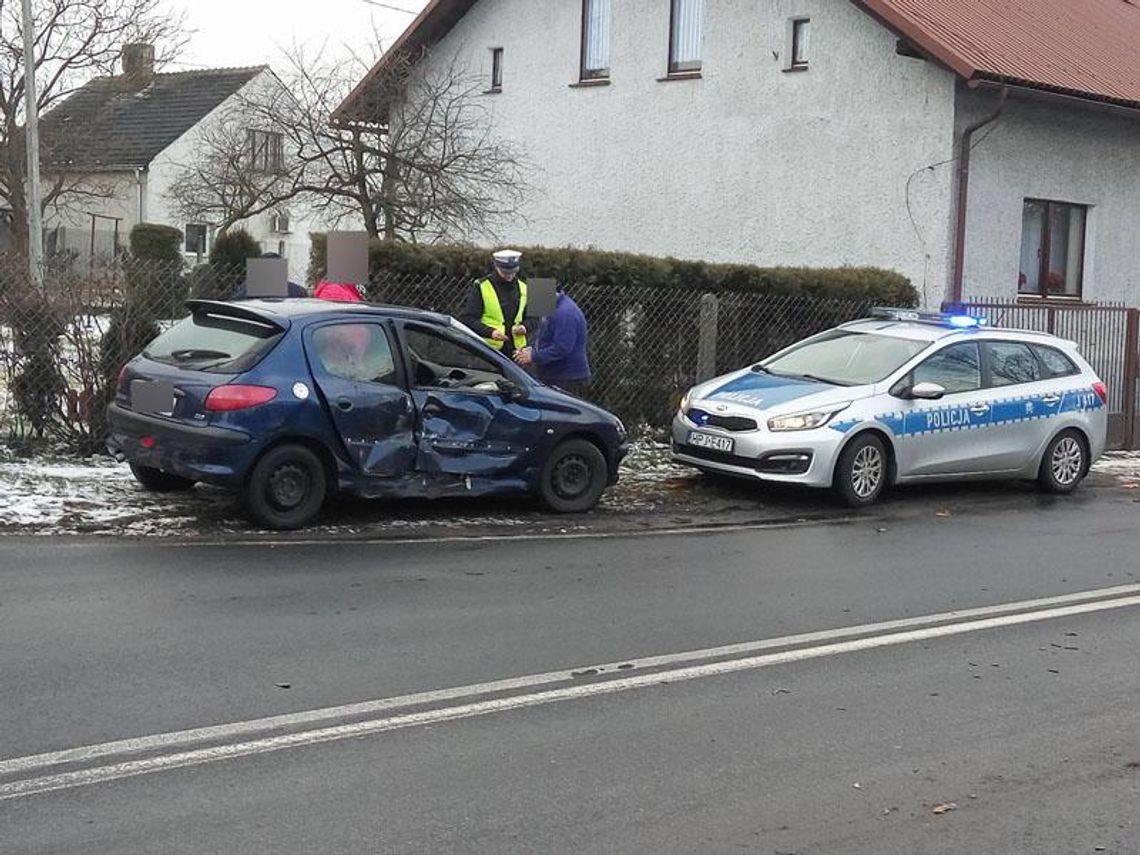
494 264 518 282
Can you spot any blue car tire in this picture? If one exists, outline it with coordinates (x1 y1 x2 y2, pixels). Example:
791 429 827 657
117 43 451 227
539 439 608 514
243 444 328 530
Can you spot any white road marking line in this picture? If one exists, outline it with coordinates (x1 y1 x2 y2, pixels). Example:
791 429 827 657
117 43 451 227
5 582 1140 779
5 582 1137 778
3 588 1140 801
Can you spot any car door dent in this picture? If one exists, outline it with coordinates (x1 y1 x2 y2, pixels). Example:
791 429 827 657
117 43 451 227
415 390 540 475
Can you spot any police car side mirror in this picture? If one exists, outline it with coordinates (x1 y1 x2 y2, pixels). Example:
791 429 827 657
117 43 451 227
910 381 946 400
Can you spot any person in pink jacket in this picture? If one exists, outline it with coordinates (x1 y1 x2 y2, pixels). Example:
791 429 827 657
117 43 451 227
313 281 363 302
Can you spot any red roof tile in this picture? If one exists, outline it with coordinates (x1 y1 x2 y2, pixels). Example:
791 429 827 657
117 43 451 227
856 0 1140 109
337 0 1140 119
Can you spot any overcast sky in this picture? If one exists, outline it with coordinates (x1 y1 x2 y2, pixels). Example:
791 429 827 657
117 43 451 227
167 0 430 71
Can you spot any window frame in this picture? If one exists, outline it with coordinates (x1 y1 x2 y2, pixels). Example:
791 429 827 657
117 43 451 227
310 321 403 387
489 47 504 92
398 321 521 393
1030 343 1080 379
248 129 284 174
981 340 1045 390
896 340 983 397
787 17 811 71
185 223 210 255
1018 198 1088 301
580 0 611 81
667 0 704 76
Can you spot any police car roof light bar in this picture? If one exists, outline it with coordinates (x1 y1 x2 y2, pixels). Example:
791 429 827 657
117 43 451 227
869 307 989 329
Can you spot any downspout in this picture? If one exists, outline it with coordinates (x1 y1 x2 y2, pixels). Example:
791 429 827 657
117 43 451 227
950 85 1007 304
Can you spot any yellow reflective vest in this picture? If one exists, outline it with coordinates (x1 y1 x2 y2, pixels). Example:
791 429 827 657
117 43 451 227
479 278 528 351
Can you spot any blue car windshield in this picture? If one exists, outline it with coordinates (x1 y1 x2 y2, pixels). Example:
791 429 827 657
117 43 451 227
759 331 928 386
145 312 283 373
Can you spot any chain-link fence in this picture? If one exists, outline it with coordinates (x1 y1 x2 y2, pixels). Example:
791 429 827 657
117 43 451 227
0 253 876 454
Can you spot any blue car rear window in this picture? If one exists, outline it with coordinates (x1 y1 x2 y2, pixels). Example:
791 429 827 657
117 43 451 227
145 312 283 373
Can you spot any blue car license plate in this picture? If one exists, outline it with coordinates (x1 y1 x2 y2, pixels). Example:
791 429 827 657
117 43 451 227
687 430 734 454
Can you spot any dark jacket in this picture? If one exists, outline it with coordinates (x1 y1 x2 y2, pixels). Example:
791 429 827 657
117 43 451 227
232 279 308 300
461 272 526 358
533 292 590 384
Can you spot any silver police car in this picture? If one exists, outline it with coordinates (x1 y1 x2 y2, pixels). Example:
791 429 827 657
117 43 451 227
672 309 1108 506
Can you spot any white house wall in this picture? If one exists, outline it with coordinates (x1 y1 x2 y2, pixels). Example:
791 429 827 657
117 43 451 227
43 171 141 254
146 69 320 283
957 87 1140 305
418 0 958 304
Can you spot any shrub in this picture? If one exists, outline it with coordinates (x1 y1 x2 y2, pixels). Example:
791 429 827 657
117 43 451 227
207 228 260 299
308 236 918 306
7 300 67 439
125 224 186 319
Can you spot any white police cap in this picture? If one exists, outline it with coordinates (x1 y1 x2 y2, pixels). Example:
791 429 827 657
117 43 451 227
492 249 522 269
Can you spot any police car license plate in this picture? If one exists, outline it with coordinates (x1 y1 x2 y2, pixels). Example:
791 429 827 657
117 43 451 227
687 430 734 454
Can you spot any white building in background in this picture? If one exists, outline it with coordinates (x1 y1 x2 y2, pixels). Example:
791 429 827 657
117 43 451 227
39 44 318 283
336 0 1140 307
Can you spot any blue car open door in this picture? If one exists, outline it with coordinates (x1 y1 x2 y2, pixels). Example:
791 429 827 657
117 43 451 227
397 321 543 478
303 320 417 476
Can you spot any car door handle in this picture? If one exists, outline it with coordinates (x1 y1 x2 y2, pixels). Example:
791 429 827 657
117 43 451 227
335 397 353 412
969 404 991 415
1041 395 1061 405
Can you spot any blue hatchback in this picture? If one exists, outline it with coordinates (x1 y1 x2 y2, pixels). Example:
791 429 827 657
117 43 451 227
107 299 628 529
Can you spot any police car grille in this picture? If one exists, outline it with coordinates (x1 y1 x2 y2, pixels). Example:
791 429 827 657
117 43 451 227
685 410 758 432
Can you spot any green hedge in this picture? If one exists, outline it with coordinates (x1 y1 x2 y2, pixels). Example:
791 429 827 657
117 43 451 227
308 235 918 305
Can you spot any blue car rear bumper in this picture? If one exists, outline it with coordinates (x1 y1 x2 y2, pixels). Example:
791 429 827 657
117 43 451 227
106 403 257 487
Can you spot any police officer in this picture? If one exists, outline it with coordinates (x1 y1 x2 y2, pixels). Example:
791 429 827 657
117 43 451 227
461 249 528 359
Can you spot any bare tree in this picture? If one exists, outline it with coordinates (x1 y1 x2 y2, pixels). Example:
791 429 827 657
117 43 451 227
0 0 187 254
163 98 292 236
166 41 529 244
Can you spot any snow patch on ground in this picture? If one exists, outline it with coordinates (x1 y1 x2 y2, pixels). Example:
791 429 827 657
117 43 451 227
3 441 1135 538
0 439 686 536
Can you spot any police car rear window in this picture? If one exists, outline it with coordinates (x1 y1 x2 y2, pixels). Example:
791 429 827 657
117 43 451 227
1031 344 1079 378
145 312 283 373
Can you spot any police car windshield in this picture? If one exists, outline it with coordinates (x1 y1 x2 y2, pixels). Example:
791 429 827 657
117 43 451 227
760 330 928 386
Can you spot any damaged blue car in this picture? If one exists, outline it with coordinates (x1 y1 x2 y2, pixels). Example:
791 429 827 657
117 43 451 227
107 299 629 530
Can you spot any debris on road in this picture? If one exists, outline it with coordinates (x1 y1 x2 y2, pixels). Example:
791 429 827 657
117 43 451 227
932 802 957 815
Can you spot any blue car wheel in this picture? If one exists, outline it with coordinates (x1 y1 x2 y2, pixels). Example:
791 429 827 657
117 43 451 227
242 444 328 530
539 439 608 513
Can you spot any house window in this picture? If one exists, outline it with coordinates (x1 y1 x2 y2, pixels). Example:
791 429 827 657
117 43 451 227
248 129 283 173
1019 199 1087 298
789 18 810 69
490 48 504 92
270 211 291 234
185 223 209 255
581 0 612 80
668 0 704 74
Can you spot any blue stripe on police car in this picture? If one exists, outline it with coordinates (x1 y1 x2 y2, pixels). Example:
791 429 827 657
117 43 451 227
829 386 1104 438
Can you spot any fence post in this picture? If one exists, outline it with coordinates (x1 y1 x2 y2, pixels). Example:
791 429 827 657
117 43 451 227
1123 309 1139 451
697 292 719 382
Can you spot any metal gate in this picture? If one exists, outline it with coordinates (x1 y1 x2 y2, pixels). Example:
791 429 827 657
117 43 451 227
945 299 1140 450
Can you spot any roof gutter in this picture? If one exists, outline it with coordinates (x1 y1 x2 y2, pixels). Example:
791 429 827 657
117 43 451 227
950 85 1007 304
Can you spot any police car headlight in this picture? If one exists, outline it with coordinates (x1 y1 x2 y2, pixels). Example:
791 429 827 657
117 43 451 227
679 389 692 414
767 404 850 432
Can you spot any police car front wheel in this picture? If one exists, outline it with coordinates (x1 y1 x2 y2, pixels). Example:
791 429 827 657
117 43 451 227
833 434 888 508
1038 430 1088 494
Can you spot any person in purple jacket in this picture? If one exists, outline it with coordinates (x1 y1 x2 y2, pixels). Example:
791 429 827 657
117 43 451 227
514 285 591 398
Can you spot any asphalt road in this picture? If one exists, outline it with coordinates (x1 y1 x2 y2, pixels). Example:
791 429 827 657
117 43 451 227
2 482 1139 854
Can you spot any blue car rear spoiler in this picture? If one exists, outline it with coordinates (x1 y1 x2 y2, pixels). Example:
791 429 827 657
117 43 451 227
185 299 291 333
